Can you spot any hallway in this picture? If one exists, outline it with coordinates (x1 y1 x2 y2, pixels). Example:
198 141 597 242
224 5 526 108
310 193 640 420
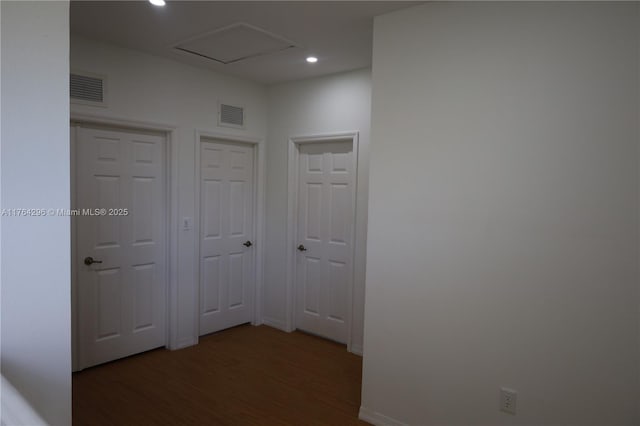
73 325 365 425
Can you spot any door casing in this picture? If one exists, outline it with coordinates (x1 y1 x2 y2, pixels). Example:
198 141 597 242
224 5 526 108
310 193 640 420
286 131 360 353
71 113 177 371
194 130 266 343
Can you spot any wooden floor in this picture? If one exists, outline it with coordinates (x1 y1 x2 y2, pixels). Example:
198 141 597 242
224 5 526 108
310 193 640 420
73 325 367 425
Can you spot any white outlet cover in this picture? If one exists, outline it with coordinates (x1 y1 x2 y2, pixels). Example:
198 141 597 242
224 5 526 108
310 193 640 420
500 387 517 415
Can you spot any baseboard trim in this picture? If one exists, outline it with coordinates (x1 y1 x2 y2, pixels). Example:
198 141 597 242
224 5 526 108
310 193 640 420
350 343 363 356
359 406 407 426
262 317 288 332
171 338 198 350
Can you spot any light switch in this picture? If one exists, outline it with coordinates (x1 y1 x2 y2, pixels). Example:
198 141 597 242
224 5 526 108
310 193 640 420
182 216 192 230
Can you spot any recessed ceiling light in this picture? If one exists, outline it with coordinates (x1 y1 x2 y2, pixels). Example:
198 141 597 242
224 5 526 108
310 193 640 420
306 56 318 64
149 0 165 6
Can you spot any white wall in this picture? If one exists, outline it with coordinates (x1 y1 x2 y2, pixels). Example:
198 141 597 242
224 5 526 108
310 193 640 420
362 3 639 425
70 36 268 349
1 2 71 425
264 69 371 352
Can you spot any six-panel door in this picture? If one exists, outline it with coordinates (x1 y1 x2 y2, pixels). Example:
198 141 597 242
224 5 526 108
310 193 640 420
77 126 167 369
199 139 255 335
78 129 351 361
296 141 355 344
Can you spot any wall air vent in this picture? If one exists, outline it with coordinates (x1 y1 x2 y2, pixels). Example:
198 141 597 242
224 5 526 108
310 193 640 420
70 72 106 107
219 103 245 128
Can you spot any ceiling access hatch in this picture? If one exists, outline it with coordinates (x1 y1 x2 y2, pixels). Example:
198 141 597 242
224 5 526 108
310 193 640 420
173 23 297 65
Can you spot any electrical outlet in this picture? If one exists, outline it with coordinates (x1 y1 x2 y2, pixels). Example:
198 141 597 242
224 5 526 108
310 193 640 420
182 216 192 230
500 387 517 415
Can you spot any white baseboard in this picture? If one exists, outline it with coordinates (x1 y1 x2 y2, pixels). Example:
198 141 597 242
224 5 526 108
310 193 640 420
359 406 407 426
170 338 198 350
262 316 289 332
350 343 363 356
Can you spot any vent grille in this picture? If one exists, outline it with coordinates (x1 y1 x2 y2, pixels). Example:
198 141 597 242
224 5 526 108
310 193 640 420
219 104 244 128
70 73 104 103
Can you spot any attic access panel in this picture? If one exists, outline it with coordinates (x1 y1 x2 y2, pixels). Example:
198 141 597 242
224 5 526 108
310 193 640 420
174 23 297 64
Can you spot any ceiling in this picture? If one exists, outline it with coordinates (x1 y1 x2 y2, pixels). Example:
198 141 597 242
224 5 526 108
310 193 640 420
70 1 420 85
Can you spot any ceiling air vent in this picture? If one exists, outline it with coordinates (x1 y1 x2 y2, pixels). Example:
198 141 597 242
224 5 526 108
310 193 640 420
70 72 106 107
219 103 245 128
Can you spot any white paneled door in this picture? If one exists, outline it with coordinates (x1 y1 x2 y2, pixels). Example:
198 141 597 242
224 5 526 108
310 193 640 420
76 126 167 369
296 141 355 344
199 139 255 336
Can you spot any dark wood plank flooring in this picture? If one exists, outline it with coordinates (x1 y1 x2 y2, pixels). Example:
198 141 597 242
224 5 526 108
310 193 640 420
73 325 366 425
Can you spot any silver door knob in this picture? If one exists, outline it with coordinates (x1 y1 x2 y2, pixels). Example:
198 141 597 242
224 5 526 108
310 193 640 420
84 256 103 266
297 244 307 252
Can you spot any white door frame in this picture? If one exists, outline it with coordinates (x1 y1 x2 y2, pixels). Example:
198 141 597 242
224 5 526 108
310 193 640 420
194 130 266 341
285 131 360 353
70 113 178 371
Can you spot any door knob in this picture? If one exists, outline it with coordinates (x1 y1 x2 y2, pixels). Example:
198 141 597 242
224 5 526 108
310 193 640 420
84 256 103 266
243 241 253 247
297 244 307 252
